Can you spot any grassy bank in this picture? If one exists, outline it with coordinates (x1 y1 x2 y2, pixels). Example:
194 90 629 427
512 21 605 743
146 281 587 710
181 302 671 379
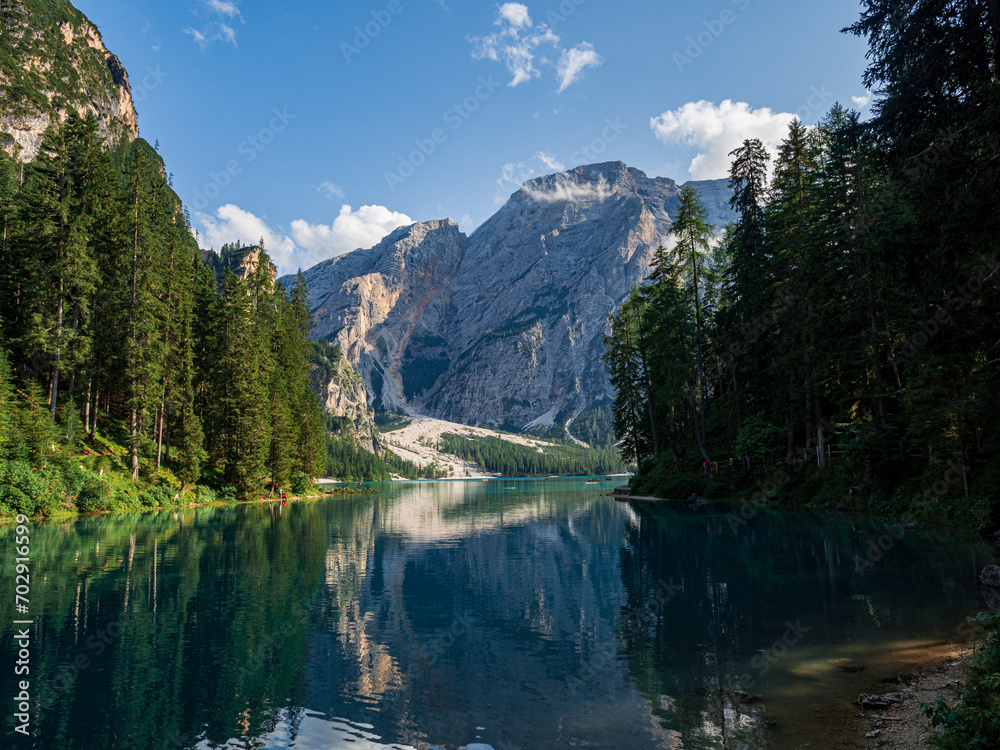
0 409 372 523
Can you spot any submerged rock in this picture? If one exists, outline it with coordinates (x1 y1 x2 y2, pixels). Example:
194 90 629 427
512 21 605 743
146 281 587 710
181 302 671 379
858 692 904 709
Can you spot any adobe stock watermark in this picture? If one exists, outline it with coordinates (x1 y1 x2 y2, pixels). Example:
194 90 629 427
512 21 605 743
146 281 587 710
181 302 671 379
34 620 124 712
854 463 966 576
565 641 619 699
131 65 169 103
896 257 1000 365
191 107 296 210
384 75 501 191
795 84 834 124
735 619 810 690
727 466 793 533
417 613 471 669
568 117 628 165
674 0 752 72
341 0 414 63
542 0 589 28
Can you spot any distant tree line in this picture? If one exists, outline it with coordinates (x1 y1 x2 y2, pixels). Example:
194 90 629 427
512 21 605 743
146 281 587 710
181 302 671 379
605 0 1000 523
438 433 625 477
325 435 446 482
0 115 325 514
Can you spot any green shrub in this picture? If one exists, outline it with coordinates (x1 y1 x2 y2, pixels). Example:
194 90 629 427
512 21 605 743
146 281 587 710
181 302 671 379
138 485 174 508
196 486 217 504
218 486 238 502
76 474 109 513
290 472 311 495
0 460 57 517
926 612 1000 749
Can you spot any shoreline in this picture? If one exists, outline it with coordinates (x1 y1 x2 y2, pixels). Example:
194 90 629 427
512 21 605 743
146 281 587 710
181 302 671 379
616 488 996 538
760 635 976 750
842 643 971 749
0 485 373 524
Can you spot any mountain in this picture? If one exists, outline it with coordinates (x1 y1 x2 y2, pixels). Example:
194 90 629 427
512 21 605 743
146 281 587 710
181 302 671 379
0 0 139 162
285 162 737 442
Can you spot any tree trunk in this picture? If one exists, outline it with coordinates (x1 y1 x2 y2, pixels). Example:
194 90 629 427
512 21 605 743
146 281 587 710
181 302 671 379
50 278 64 419
867 278 888 420
155 402 164 472
640 352 659 458
129 179 140 481
816 398 827 469
692 253 709 456
83 378 92 435
785 391 796 466
67 303 80 395
130 404 140 481
90 387 99 437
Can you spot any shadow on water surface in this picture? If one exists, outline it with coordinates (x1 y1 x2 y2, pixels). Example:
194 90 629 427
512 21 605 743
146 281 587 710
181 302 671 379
0 481 995 749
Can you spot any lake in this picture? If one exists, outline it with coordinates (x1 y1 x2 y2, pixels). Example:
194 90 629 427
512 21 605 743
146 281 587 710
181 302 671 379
2 479 996 749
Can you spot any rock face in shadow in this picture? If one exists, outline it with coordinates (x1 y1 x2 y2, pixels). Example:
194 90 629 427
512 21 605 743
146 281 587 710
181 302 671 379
980 564 1000 610
284 162 736 434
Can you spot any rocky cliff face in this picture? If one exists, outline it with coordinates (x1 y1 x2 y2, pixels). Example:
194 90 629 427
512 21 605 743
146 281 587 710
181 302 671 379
284 162 737 436
202 245 278 288
311 350 381 453
0 0 139 162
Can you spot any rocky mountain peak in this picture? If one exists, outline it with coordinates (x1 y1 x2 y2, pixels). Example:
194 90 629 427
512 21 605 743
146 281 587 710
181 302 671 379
287 163 738 440
0 0 139 162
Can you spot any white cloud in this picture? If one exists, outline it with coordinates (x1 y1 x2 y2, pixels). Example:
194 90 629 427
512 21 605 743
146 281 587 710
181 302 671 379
184 27 208 49
650 99 797 180
289 205 413 268
495 151 568 202
218 23 237 46
523 174 612 204
205 0 242 20
470 5 559 87
470 5 602 92
185 22 239 49
498 161 535 189
497 3 532 29
186 0 243 49
318 181 345 199
535 150 565 172
195 204 412 275
196 204 297 263
852 90 872 109
556 43 602 93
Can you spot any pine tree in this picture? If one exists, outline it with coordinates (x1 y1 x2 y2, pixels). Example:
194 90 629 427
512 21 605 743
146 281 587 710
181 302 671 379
603 295 652 467
14 119 98 419
669 187 716 462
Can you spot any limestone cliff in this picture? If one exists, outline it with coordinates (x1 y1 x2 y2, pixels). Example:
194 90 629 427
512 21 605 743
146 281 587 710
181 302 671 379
310 344 380 454
283 163 738 439
202 244 278 288
0 0 139 162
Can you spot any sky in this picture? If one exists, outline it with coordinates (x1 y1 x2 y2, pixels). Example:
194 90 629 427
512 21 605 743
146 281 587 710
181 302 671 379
74 0 873 275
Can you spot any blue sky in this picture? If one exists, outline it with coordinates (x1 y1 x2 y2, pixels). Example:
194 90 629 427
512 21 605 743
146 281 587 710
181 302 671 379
74 0 871 274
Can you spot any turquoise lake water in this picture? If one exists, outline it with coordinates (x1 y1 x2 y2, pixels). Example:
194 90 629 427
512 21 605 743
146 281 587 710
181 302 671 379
2 479 996 749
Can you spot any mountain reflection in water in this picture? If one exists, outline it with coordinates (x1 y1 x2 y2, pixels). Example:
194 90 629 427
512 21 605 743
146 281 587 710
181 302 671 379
1 479 993 749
